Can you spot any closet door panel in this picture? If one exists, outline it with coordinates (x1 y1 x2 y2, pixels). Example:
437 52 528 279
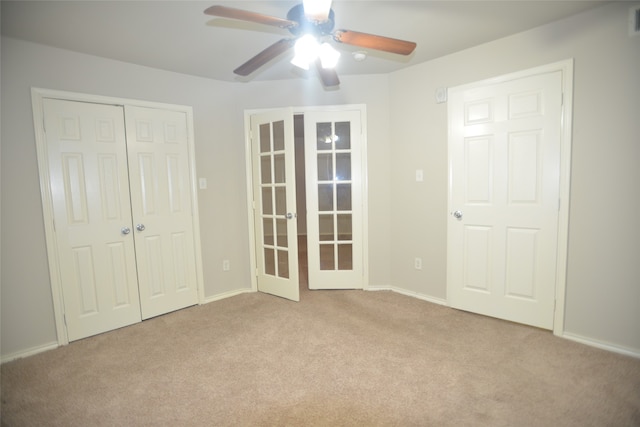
125 106 199 319
43 98 142 341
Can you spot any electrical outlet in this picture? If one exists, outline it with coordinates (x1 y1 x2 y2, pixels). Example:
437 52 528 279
414 257 423 270
222 260 230 271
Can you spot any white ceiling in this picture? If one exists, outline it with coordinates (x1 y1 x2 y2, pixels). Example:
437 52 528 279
1 1 609 83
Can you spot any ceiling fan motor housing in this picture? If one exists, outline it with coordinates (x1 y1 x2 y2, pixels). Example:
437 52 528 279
286 4 335 36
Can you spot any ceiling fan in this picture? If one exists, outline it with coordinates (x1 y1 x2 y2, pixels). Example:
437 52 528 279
204 0 417 87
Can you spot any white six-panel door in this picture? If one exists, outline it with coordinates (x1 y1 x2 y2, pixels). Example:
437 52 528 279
447 71 562 330
125 106 200 319
44 99 142 341
40 96 200 341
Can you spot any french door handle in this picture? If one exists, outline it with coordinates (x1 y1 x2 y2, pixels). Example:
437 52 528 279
136 223 146 232
286 212 297 220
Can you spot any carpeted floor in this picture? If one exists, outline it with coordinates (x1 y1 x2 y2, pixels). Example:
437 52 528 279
2 288 639 426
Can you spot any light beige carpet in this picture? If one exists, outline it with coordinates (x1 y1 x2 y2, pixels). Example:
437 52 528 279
2 289 639 426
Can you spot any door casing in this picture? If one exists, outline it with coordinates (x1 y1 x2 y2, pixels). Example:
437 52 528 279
244 105 369 294
31 88 206 345
446 60 574 336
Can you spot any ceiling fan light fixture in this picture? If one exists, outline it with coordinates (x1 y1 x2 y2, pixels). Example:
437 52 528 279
319 43 340 69
302 0 332 22
291 34 320 70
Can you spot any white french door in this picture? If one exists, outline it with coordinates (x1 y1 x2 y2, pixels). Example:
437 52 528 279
39 96 201 342
248 106 367 297
447 70 563 330
304 110 364 290
251 109 300 301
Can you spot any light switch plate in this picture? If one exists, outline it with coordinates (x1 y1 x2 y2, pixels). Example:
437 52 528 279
415 169 424 182
199 178 207 189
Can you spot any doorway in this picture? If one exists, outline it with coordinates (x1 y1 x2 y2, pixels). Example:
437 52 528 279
246 105 368 300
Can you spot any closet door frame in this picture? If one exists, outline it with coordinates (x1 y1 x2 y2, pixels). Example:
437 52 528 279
31 88 205 345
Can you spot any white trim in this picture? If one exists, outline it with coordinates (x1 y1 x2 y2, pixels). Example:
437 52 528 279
202 288 254 304
367 286 448 306
562 332 640 359
1 342 59 364
244 110 259 294
244 105 369 295
445 59 573 336
31 87 206 347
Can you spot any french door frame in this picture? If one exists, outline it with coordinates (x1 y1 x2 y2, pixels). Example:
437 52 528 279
31 88 206 346
244 105 369 294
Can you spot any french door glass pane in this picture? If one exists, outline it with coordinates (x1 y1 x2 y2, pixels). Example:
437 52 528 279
334 122 351 149
336 185 352 211
273 154 286 183
319 244 335 270
263 218 274 245
260 156 272 183
277 250 289 278
275 187 287 215
319 214 334 241
337 214 352 240
260 124 271 153
318 184 334 211
338 244 353 270
273 121 285 151
264 248 275 275
335 153 351 181
316 122 333 150
276 218 288 247
317 154 333 180
261 188 273 214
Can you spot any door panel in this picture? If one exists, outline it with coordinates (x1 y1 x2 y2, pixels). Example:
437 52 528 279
44 98 142 341
251 109 299 301
448 71 562 329
125 106 199 319
304 110 363 289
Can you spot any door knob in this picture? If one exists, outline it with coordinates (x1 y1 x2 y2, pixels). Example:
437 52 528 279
121 226 131 235
136 223 146 231
286 213 296 220
453 210 463 220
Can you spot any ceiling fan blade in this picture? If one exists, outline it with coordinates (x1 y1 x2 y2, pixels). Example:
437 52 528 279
333 30 416 55
234 38 296 76
204 5 298 30
315 61 340 87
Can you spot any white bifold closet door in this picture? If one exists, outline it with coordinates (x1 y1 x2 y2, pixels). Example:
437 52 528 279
43 98 199 341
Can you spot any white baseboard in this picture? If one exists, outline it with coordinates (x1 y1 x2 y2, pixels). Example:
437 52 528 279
1 341 59 364
202 288 254 305
367 285 448 306
562 332 640 359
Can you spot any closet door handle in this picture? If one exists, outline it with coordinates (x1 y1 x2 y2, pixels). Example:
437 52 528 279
121 227 131 235
136 224 146 232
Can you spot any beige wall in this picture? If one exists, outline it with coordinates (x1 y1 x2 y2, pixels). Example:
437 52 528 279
0 36 391 358
389 2 640 353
